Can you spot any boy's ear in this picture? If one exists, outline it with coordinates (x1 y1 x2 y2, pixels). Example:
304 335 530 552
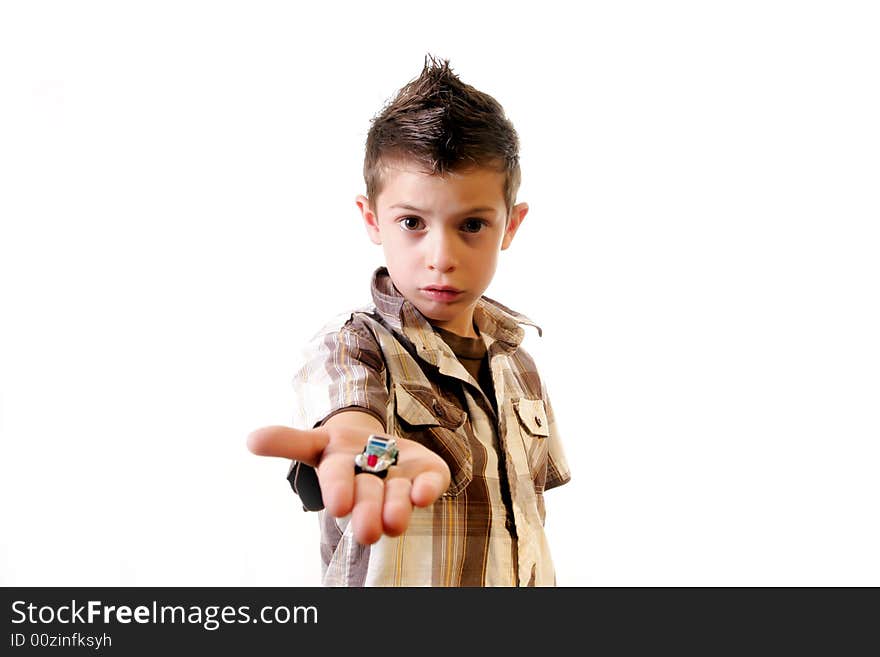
356 195 382 245
501 202 529 250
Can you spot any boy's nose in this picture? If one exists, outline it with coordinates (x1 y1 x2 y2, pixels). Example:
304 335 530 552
425 231 457 273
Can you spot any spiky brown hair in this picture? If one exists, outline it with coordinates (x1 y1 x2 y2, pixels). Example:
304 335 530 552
363 54 522 218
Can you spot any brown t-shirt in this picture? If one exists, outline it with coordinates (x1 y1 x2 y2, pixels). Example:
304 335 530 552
432 325 497 415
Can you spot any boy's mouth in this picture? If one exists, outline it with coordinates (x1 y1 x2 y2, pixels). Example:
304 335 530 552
421 285 463 302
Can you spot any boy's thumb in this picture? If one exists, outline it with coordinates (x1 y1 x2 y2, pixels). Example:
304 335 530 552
246 425 329 465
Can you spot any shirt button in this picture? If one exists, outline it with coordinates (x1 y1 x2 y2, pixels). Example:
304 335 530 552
535 416 542 427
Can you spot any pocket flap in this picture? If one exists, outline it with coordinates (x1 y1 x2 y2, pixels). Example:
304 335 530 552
514 398 550 437
394 383 466 430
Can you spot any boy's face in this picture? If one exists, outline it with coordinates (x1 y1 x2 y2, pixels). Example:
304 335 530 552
357 158 527 338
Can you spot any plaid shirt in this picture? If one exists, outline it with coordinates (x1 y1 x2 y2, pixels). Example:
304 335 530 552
290 267 570 586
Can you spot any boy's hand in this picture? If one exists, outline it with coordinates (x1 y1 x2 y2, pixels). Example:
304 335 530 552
246 421 451 545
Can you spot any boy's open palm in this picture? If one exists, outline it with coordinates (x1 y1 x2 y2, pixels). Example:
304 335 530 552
247 420 450 545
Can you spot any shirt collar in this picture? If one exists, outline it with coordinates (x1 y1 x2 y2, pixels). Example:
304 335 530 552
369 266 542 366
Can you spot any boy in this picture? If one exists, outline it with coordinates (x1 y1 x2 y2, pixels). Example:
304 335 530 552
248 54 570 586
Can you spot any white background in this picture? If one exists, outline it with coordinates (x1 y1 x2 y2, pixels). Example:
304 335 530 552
1 1 878 586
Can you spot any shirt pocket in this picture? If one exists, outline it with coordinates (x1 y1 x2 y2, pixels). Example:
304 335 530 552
392 382 472 497
512 397 551 485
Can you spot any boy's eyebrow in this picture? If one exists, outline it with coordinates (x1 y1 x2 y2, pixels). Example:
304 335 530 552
389 203 497 215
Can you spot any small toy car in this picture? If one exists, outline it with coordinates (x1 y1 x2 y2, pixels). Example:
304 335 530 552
354 435 399 478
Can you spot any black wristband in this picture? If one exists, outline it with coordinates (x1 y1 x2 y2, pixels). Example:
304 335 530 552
287 461 324 511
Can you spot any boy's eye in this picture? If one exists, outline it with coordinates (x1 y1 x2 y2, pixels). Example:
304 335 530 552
462 218 487 233
400 217 424 231
398 216 487 233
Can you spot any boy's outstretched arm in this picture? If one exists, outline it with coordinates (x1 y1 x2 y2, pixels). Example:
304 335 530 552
246 411 450 545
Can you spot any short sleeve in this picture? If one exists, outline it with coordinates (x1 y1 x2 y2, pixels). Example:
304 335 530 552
541 381 571 490
292 313 389 431
287 313 389 512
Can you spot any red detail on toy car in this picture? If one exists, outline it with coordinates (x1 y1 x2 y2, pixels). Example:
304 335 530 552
367 454 378 467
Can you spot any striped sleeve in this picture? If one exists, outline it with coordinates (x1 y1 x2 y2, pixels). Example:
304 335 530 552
542 382 571 490
292 313 389 431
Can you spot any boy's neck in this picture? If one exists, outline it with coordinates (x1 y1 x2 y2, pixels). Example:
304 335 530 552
429 319 481 340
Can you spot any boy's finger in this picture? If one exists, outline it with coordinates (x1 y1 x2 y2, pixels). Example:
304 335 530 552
410 470 450 507
351 472 385 545
381 474 413 536
246 425 329 465
316 452 357 518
